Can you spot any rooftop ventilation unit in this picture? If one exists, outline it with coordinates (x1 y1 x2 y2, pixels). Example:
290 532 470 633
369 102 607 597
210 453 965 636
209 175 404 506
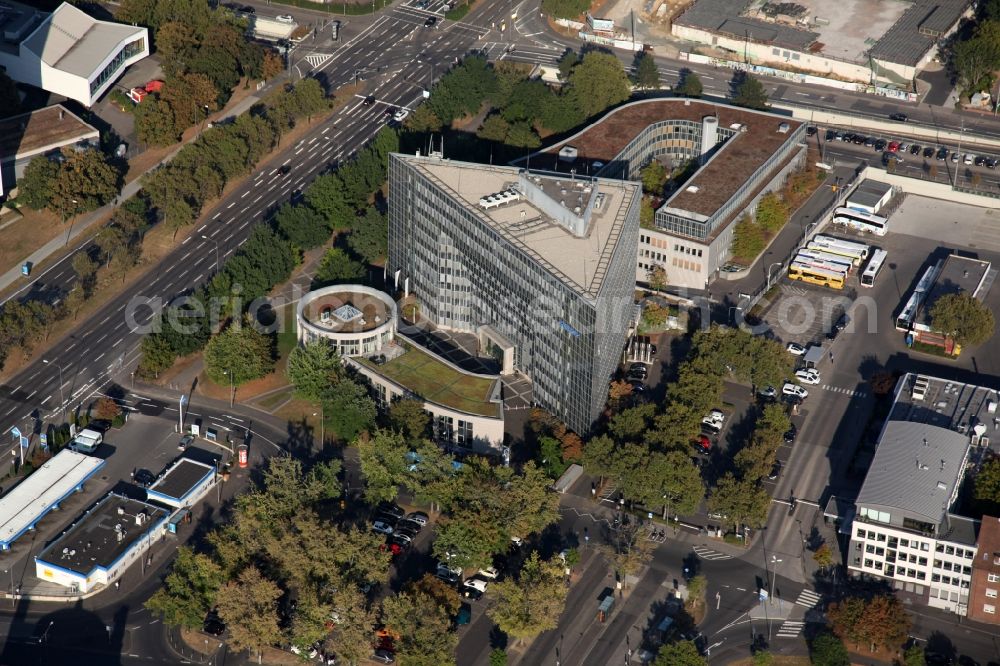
558 146 578 163
686 185 700 193
777 122 791 134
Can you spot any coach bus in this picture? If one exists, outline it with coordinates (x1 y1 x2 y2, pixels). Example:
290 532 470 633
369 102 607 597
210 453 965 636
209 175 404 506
895 260 941 331
832 207 889 236
809 235 870 264
788 262 846 290
860 249 888 288
795 249 854 274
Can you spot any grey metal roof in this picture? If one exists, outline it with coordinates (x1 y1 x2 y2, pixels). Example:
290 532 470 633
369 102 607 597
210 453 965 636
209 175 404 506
857 421 969 524
939 513 979 546
870 0 971 66
21 3 144 78
848 179 893 209
674 0 818 51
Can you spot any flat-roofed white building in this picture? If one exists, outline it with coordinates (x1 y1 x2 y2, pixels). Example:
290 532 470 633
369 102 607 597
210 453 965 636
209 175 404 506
0 449 105 550
0 2 149 107
34 493 169 593
144 458 217 510
847 373 999 615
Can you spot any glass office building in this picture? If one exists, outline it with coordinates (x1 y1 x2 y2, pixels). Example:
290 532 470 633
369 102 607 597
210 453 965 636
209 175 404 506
388 154 641 434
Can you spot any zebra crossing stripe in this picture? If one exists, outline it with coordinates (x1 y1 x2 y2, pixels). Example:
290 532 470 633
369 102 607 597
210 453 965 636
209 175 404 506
692 546 733 561
305 53 332 68
796 589 822 607
776 621 805 638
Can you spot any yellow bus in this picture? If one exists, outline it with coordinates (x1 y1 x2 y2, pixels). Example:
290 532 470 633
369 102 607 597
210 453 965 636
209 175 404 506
788 262 845 289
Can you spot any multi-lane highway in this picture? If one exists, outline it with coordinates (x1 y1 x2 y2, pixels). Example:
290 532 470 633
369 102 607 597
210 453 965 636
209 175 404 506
0 0 494 451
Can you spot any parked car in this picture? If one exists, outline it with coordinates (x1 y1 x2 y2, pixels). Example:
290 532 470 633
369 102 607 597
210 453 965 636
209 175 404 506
951 151 960 163
795 368 821 385
782 383 809 399
462 577 488 599
910 144 921 155
924 146 936 158
806 126 817 136
477 566 500 580
975 155 988 167
396 518 422 534
965 153 975 165
436 562 462 585
824 129 836 141
864 136 876 148
178 434 194 450
392 108 409 123
768 461 782 480
701 409 725 427
757 385 777 400
371 521 394 535
988 157 998 169
134 468 156 488
784 424 798 444
786 342 805 356
889 112 907 122
629 380 646 393
276 14 294 23
371 649 395 664
377 503 405 520
936 147 948 160
887 141 899 153
692 434 712 454
406 511 429 526
424 16 437 27
873 139 887 152
883 151 903 167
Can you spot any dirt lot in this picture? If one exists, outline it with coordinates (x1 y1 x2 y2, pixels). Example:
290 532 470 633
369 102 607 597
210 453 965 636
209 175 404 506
0 208 66 272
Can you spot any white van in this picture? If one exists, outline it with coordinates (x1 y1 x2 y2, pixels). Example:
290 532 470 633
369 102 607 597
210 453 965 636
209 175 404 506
69 428 103 454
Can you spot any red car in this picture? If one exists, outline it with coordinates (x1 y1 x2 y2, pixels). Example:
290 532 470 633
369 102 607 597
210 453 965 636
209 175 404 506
692 435 711 454
887 141 900 153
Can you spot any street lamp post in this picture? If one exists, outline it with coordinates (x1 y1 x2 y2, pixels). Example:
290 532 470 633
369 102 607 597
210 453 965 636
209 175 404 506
770 555 783 611
201 235 220 274
3 569 11 608
42 359 65 414
64 199 79 247
224 369 234 408
766 262 783 291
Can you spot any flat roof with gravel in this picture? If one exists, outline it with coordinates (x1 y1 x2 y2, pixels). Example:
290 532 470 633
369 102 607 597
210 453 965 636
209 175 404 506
0 104 99 163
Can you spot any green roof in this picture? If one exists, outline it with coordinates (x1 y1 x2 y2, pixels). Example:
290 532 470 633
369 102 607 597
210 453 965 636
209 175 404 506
359 345 500 417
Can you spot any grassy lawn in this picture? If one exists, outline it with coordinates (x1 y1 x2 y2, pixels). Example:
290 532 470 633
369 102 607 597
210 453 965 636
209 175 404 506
726 657 811 666
359 345 498 417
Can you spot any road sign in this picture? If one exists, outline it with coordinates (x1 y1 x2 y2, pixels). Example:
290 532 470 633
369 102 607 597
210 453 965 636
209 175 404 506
20 435 29 449
40 433 47 449
9 426 20 439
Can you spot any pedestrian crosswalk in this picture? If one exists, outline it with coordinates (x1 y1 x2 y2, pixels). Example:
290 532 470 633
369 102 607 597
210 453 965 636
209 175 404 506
820 384 866 398
304 53 332 68
776 620 805 638
692 545 733 561
795 588 822 608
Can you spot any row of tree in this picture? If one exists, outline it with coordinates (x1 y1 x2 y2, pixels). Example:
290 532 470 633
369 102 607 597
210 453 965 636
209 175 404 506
948 0 1000 101
17 148 124 221
116 0 283 145
731 190 790 261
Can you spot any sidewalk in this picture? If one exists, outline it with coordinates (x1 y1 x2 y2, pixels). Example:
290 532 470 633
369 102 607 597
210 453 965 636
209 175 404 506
0 84 278 302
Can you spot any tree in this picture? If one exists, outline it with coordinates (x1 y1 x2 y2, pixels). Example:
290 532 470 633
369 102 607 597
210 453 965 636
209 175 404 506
324 377 377 441
49 148 122 221
348 208 389 264
93 396 122 421
477 114 510 143
646 265 668 291
357 428 409 504
812 542 834 571
557 50 579 80
755 192 789 234
381 588 458 665
506 121 541 148
214 566 282 659
287 340 342 402
930 292 995 346
810 632 850 666
641 302 669 330
903 644 926 666
135 96 182 146
145 547 225 628
732 72 769 110
974 456 1000 514
407 104 443 133
72 252 99 291
17 156 59 210
731 214 766 260
488 552 567 642
634 51 661 90
489 648 508 666
203 320 275 390
653 640 706 666
0 69 20 118
64 285 87 320
708 473 770 531
640 160 667 196
567 51 631 119
138 333 177 377
827 594 910 653
312 247 365 287
950 21 1000 99
389 397 431 442
676 71 703 97
411 573 462 616
275 202 329 250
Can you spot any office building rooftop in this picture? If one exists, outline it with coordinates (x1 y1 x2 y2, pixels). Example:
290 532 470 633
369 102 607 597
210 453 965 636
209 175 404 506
146 458 216 506
916 254 994 329
404 157 639 298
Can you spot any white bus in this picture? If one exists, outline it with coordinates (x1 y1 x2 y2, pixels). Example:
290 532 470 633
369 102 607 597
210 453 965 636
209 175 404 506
795 249 854 274
809 235 870 264
832 207 889 236
788 262 846 290
860 249 888 288
895 260 941 331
